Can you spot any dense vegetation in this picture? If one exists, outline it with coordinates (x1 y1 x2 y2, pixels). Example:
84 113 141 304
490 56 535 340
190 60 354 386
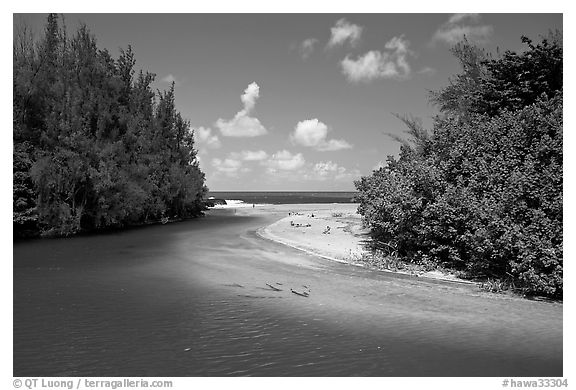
355 34 562 298
14 14 207 238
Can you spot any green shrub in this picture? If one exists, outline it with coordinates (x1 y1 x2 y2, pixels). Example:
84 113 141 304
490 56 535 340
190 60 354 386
356 35 562 298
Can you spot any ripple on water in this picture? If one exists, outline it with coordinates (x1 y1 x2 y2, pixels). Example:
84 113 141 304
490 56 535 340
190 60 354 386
14 215 563 377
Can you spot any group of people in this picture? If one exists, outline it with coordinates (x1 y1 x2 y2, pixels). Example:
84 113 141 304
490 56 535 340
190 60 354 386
287 210 331 233
290 220 311 228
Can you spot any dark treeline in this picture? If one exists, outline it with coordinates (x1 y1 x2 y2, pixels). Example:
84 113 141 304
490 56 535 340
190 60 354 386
355 34 562 298
14 14 207 238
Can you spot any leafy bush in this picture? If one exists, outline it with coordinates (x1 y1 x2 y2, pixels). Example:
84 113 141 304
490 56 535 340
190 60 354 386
356 34 562 298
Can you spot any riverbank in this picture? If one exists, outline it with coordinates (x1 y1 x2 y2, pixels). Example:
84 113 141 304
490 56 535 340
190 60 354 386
230 203 473 285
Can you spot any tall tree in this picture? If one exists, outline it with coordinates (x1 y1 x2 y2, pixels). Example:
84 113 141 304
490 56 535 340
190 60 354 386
14 14 207 238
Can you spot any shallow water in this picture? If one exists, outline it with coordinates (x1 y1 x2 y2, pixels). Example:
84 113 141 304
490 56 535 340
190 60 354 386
13 208 562 376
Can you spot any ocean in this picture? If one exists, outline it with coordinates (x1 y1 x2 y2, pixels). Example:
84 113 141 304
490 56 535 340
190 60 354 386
207 191 358 204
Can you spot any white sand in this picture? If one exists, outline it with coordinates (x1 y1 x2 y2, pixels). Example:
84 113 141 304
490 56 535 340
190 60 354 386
251 203 473 284
257 203 369 264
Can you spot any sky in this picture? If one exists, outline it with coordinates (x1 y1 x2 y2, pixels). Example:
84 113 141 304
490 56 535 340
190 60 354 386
15 13 562 191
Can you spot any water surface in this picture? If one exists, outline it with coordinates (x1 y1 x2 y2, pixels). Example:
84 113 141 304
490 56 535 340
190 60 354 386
207 191 357 204
13 207 562 376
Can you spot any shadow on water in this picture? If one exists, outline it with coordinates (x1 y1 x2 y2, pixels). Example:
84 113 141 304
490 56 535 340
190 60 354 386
14 211 562 376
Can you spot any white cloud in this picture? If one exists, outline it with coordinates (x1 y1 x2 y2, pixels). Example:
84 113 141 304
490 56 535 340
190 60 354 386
211 157 243 176
216 115 266 138
328 18 363 48
340 35 413 83
292 119 327 147
230 150 269 161
319 139 353 152
264 150 305 172
211 150 269 177
237 155 360 188
194 126 221 149
291 119 352 151
341 51 392 82
215 82 268 137
302 161 361 182
313 161 347 179
433 13 493 45
384 36 410 75
240 82 260 112
300 38 318 59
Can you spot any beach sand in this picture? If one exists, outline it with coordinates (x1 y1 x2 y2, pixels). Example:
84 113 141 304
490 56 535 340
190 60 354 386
223 203 473 284
257 204 367 264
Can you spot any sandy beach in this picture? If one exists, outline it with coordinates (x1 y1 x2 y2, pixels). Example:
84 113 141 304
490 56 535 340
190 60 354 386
224 203 471 284
256 204 367 263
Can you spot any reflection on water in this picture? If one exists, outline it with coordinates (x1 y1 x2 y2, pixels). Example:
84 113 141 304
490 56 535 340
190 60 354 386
14 211 563 376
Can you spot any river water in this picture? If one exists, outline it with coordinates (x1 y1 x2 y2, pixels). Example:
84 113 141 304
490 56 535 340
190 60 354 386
13 206 563 376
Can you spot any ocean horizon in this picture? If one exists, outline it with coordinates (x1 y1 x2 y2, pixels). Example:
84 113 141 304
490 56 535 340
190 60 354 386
207 191 358 204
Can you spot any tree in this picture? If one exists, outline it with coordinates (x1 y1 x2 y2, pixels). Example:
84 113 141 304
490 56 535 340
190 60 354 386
355 34 563 297
431 32 562 118
13 14 208 238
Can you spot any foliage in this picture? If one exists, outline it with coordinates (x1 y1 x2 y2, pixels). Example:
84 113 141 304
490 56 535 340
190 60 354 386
430 33 562 118
356 34 562 298
14 14 207 238
13 141 38 236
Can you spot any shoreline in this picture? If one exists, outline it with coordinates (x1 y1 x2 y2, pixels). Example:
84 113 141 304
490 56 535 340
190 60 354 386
249 204 561 302
225 203 478 286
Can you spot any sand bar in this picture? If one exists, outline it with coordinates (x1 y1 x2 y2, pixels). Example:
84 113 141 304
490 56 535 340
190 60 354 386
229 203 474 284
256 203 367 264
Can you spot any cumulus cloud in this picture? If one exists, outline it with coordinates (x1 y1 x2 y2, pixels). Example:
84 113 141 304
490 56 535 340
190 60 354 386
300 38 318 59
328 18 363 48
215 82 268 137
291 119 352 151
302 161 361 182
240 82 260 112
320 139 351 152
194 126 221 149
433 13 493 45
340 35 413 83
312 161 347 179
230 150 269 161
216 115 266 138
212 150 270 176
292 119 327 147
211 157 243 176
264 150 306 172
